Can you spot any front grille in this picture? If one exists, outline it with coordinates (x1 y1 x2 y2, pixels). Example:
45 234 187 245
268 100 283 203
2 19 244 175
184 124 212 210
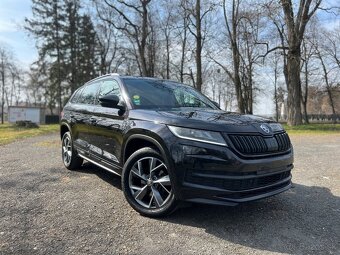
185 169 291 191
228 132 291 155
275 132 291 151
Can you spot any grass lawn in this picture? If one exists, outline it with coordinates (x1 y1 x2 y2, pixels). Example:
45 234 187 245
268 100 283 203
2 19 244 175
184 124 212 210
283 123 340 135
0 122 339 146
0 123 59 145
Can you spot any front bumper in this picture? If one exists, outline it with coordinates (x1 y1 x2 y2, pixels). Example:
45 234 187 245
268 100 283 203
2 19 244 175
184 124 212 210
169 139 293 206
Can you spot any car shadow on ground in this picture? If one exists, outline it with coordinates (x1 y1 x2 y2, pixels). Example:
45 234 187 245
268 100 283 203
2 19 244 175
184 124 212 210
74 162 122 189
77 163 340 254
164 184 340 254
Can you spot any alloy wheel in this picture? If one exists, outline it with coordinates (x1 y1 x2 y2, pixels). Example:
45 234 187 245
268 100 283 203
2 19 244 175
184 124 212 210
128 157 172 209
62 135 72 165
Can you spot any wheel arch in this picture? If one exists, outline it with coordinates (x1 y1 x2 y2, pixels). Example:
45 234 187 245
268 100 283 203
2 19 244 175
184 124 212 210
122 134 168 164
122 132 180 201
60 122 71 140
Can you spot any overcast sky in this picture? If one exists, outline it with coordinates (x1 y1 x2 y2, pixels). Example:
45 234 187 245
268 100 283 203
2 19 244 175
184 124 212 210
0 0 339 115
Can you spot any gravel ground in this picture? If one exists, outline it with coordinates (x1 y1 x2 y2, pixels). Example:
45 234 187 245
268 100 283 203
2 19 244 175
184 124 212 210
0 133 339 255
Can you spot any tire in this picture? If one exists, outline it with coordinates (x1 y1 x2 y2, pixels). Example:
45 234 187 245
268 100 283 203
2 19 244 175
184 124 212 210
122 147 178 217
61 131 83 170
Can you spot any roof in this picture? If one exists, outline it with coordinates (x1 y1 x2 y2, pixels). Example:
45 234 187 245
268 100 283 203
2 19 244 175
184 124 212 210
85 73 120 84
84 74 192 88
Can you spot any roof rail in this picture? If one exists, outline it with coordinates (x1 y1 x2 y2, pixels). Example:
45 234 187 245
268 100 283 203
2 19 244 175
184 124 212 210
85 73 120 84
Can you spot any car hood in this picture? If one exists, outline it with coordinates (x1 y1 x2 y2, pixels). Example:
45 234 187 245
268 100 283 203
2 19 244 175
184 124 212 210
129 108 277 134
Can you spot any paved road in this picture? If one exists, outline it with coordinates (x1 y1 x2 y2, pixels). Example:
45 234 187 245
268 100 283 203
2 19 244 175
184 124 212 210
0 133 339 255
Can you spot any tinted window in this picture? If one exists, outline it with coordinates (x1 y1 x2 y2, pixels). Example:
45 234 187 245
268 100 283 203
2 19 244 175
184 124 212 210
78 83 99 105
70 87 84 103
122 78 217 110
99 80 121 97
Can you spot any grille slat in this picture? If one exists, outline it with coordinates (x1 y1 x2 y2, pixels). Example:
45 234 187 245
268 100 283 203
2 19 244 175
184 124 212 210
229 132 291 155
277 134 283 151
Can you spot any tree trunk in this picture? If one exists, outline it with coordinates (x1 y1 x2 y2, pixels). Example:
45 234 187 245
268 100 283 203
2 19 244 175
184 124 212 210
326 87 337 123
166 34 170 79
195 0 202 92
180 14 187 83
247 64 253 114
53 3 62 114
302 59 309 124
273 57 279 122
279 0 321 125
233 54 245 113
302 99 308 124
223 0 246 113
318 50 337 123
1 62 4 124
140 2 149 77
286 47 302 125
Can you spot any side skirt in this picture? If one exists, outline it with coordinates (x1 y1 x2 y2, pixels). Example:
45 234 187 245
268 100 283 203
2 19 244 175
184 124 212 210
78 154 122 177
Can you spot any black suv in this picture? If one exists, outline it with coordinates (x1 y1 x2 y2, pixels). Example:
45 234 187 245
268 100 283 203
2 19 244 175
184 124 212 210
60 74 293 217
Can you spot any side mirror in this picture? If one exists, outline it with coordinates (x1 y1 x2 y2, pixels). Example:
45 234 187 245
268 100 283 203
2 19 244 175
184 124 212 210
99 94 125 110
212 101 220 109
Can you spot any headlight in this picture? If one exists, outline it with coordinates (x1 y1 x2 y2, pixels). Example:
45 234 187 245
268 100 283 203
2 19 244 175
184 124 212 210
269 123 284 132
168 126 227 146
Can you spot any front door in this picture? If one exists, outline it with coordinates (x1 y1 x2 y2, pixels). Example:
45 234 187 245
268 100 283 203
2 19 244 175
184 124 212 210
88 79 125 171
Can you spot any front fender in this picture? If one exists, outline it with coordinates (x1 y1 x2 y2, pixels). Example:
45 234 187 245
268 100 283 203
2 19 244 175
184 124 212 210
121 124 180 198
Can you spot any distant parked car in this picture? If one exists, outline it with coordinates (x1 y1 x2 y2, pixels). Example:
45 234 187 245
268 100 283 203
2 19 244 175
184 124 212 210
60 74 294 217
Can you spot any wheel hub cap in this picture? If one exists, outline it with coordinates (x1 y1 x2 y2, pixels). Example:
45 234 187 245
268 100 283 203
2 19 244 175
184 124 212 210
147 179 153 186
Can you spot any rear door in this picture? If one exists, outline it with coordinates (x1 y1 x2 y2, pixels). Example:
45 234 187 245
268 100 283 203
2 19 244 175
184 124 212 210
66 87 84 149
88 78 125 170
72 82 100 155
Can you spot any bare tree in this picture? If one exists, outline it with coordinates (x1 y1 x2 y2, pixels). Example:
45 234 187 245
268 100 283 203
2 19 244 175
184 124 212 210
25 61 51 112
194 0 203 91
270 52 281 122
8 66 22 107
210 0 263 113
179 3 190 83
279 0 322 125
222 0 244 112
95 0 154 77
323 26 340 72
94 14 121 74
315 50 337 122
156 1 177 79
312 33 338 123
300 37 315 124
260 0 322 124
0 46 15 124
0 48 6 124
184 0 215 91
237 7 264 114
167 0 191 83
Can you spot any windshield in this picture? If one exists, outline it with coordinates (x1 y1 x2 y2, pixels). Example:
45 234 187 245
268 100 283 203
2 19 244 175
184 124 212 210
122 78 218 110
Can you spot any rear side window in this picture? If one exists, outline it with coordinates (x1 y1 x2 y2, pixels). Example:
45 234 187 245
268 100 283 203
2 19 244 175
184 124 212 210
78 83 99 105
99 80 121 97
70 87 84 103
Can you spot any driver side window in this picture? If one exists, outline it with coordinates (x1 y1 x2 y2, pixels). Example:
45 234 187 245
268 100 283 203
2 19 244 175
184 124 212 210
99 80 121 98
